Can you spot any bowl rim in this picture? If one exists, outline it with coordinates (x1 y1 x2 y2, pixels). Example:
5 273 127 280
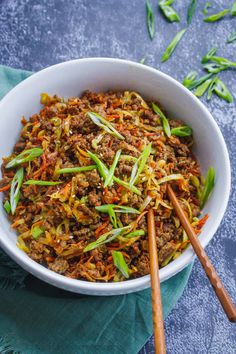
0 57 231 295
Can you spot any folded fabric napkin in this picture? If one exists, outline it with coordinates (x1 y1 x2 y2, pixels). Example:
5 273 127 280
0 65 193 354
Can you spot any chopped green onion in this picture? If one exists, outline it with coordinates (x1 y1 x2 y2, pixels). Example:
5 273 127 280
170 126 192 136
202 2 212 15
96 204 140 228
112 251 130 278
161 28 187 62
152 103 171 137
209 56 236 68
182 71 198 88
6 148 43 169
32 226 44 239
194 78 212 97
113 176 141 195
57 165 96 174
24 180 62 186
104 150 122 187
10 168 24 214
226 32 236 43
87 151 109 180
130 143 152 185
84 226 130 252
157 173 184 184
125 230 145 238
159 0 180 23
202 63 228 74
187 73 213 90
87 112 124 140
204 9 229 22
207 77 218 101
201 47 217 64
3 200 11 214
230 2 236 16
146 0 155 40
92 133 105 150
200 167 215 208
140 57 146 64
213 78 233 103
187 0 197 25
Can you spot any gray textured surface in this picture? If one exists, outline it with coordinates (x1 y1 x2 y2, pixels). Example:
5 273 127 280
0 0 235 353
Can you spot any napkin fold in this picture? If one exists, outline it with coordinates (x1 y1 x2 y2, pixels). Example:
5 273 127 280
0 65 193 354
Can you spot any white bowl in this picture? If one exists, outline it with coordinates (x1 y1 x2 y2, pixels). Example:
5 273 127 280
0 58 231 295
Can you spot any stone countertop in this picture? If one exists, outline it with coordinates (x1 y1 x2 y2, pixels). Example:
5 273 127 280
0 0 235 353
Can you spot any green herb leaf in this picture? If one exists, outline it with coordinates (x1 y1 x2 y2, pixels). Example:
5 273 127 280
187 0 197 25
87 151 109 180
182 71 198 88
3 200 11 214
187 73 213 90
87 112 124 140
230 2 236 16
6 148 43 169
57 165 96 174
170 126 192 136
32 226 44 239
159 1 180 23
194 78 212 97
200 167 215 208
152 103 171 137
201 47 217 64
213 78 233 103
207 76 218 101
84 226 130 252
125 229 145 238
202 2 212 15
204 9 229 22
10 168 24 214
130 143 152 185
104 149 122 187
226 32 236 43
161 28 187 62
24 180 62 186
202 63 228 74
146 0 155 40
112 251 130 278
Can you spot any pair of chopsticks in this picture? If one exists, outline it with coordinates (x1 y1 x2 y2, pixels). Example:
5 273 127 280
148 184 236 354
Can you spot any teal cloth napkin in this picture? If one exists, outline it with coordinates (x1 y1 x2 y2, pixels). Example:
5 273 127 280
0 65 193 354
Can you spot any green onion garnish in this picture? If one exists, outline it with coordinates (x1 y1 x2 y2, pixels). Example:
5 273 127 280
146 0 155 40
130 143 152 185
104 149 122 187
201 47 217 64
161 28 187 62
10 168 24 214
204 9 229 22
194 79 212 97
202 63 228 74
3 200 11 214
170 126 192 137
140 57 146 64
112 251 130 278
96 204 140 228
187 0 197 25
202 2 212 15
6 148 43 169
226 32 236 43
56 165 96 174
186 73 213 91
87 112 124 140
152 103 171 137
32 226 44 239
182 71 198 88
125 229 145 238
213 78 233 103
230 2 236 16
24 180 62 186
159 0 180 23
113 177 141 195
200 167 215 209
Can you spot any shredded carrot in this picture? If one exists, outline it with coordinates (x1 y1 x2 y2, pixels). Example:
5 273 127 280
0 184 11 192
95 221 109 238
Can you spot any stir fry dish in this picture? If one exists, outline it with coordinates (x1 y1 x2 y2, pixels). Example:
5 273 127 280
0 90 215 282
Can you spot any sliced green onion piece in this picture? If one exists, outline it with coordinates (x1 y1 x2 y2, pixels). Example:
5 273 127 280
125 230 145 238
87 112 124 140
207 77 218 101
157 173 184 184
226 32 236 43
130 143 152 185
230 2 236 16
6 148 43 169
182 71 198 88
112 251 130 278
96 204 140 228
84 226 130 252
202 2 212 15
152 103 171 137
24 180 62 186
170 126 192 136
161 28 187 62
104 149 122 187
187 0 197 25
10 167 24 214
159 1 180 23
187 73 213 90
146 0 155 40
140 57 146 64
194 79 212 97
200 167 215 208
209 56 236 68
202 63 228 74
113 177 141 195
204 9 229 22
57 165 96 174
87 151 109 180
201 47 217 64
213 78 233 103
32 226 44 239
3 200 11 214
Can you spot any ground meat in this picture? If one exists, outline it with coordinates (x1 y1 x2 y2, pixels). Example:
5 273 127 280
88 190 101 206
86 170 101 187
158 242 176 265
48 258 69 274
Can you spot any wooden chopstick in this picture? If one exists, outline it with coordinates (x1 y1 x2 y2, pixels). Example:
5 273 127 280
147 209 166 354
167 184 236 322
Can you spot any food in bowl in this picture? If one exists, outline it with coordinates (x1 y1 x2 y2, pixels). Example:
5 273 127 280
0 90 213 282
